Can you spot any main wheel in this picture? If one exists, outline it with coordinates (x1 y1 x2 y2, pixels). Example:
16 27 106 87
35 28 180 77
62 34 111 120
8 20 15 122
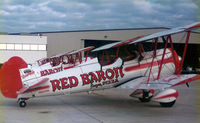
138 90 152 102
19 101 27 108
160 100 176 107
139 97 151 102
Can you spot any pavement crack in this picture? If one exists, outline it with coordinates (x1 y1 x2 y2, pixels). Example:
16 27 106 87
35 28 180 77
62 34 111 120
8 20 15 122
59 97 103 123
73 106 104 123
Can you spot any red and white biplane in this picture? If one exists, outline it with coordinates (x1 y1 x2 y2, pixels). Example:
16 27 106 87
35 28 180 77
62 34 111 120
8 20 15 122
0 22 200 107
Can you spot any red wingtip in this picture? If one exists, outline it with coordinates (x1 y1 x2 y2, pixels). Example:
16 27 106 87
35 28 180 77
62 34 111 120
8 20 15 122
0 56 27 98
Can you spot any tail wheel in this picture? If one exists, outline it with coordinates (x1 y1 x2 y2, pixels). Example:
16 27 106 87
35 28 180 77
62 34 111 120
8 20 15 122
19 101 27 108
18 98 28 108
160 100 176 107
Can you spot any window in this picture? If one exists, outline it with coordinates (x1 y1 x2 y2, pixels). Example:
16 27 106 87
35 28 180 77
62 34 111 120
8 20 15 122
0 43 46 51
23 44 30 50
38 45 46 51
0 44 6 50
7 44 14 50
15 44 22 50
30 45 38 50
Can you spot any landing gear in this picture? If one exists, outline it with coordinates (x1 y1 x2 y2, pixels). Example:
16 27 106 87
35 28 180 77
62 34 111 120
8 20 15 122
138 90 152 102
160 100 176 107
19 101 26 107
139 97 151 102
130 89 154 103
17 98 28 108
131 89 178 107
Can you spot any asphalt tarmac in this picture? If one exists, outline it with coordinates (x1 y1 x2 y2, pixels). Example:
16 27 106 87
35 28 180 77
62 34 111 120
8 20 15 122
0 81 199 123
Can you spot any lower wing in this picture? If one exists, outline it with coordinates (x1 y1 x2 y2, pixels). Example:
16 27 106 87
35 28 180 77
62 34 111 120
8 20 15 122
117 74 200 90
17 78 49 94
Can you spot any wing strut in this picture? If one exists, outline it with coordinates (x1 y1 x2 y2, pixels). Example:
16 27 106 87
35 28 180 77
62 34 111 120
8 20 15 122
178 31 190 74
169 35 179 74
156 31 191 78
147 38 158 83
157 36 169 79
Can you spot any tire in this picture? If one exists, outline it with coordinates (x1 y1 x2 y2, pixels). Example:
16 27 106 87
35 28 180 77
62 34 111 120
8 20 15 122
19 101 27 108
160 100 176 107
139 97 151 102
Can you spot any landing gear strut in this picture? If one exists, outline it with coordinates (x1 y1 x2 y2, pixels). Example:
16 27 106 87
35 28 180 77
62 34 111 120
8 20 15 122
138 90 152 102
17 98 28 108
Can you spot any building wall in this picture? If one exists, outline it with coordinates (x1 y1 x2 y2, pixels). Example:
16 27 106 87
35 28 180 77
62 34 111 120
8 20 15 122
39 28 167 57
11 28 200 71
32 28 200 57
0 35 47 64
0 51 46 64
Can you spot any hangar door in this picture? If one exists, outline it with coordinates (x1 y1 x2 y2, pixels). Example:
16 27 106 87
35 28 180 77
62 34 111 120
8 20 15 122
84 39 200 74
142 42 200 74
84 39 119 48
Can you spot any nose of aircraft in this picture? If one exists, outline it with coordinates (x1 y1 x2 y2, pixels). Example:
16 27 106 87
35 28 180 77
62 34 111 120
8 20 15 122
0 56 27 98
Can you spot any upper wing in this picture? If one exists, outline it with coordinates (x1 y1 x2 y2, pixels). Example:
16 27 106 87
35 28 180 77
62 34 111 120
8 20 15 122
92 36 144 52
131 22 200 44
92 22 200 52
118 74 200 90
68 46 95 55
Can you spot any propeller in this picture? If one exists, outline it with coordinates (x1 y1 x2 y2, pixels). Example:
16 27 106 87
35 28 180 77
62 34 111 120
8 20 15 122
0 56 27 98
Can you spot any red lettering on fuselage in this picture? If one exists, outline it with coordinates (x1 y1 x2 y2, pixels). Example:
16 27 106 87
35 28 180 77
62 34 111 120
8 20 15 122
50 79 61 92
60 78 69 89
41 67 63 76
81 67 124 86
69 76 78 88
89 72 98 83
105 69 115 79
50 67 124 92
50 76 78 92
81 74 91 85
96 71 106 82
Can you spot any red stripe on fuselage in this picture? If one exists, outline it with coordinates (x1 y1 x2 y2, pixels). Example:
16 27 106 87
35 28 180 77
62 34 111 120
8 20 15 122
124 50 175 72
24 85 50 93
125 57 173 72
38 89 50 94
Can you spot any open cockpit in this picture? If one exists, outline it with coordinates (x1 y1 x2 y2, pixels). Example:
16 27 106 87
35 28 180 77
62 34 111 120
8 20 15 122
90 43 144 66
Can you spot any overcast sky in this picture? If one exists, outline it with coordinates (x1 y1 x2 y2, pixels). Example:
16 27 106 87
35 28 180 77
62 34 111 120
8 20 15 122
0 0 199 33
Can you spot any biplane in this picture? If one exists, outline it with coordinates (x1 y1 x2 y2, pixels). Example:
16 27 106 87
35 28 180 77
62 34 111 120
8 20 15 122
0 22 200 107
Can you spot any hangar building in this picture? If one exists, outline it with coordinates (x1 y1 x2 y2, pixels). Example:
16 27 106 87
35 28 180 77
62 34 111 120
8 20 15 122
0 35 47 64
5 27 200 73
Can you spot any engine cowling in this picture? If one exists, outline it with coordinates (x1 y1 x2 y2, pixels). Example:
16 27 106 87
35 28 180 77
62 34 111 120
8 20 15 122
0 56 27 98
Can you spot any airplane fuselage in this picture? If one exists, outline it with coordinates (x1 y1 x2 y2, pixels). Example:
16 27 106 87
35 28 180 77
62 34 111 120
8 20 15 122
18 48 178 99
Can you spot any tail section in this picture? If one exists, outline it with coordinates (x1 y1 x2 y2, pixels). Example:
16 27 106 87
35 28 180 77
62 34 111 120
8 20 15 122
0 56 27 98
